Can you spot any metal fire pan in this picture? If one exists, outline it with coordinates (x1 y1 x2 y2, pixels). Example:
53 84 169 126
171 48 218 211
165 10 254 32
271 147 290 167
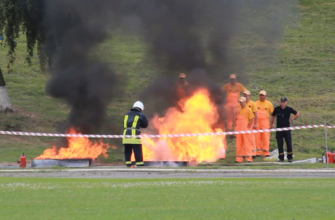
132 161 189 167
31 159 93 168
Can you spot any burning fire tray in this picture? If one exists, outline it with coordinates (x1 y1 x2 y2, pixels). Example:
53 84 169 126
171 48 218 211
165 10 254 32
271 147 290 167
31 159 96 168
134 161 189 167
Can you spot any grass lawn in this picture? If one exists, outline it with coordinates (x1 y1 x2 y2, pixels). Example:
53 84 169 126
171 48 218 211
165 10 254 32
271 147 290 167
0 178 334 220
1 0 335 163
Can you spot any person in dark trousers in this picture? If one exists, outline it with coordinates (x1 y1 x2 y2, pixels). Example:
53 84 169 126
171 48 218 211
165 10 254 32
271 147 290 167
122 101 148 167
270 97 299 162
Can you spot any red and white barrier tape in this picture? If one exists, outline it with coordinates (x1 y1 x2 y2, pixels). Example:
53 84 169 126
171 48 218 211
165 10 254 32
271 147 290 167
0 124 327 138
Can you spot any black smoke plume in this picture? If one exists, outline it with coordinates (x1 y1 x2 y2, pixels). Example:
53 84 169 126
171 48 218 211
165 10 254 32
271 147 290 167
43 0 297 134
44 0 119 134
129 0 242 121
134 0 298 119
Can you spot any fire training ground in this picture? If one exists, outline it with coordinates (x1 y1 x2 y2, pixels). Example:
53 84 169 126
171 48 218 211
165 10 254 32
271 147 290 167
123 101 148 167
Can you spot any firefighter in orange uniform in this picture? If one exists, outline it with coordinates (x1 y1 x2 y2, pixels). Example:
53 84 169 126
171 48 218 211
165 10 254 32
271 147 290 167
243 90 258 158
234 97 254 163
255 90 274 157
221 74 247 131
175 73 189 111
176 73 188 96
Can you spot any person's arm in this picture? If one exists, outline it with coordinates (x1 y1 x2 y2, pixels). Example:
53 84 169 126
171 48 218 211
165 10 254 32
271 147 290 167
270 115 275 129
221 84 229 103
240 83 247 93
252 103 258 129
270 107 277 129
269 102 274 115
248 109 254 129
233 109 237 128
290 111 299 122
141 115 149 128
253 111 258 129
248 119 253 129
221 83 227 92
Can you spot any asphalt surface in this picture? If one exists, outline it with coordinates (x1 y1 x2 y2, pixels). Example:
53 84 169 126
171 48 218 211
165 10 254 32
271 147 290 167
1 168 335 178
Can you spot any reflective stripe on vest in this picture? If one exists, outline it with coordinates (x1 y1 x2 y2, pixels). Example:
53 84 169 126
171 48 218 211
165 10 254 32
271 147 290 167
124 115 129 128
123 115 141 144
132 116 139 128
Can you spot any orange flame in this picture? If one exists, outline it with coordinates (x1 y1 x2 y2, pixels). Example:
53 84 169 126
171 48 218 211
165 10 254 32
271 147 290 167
141 89 225 162
35 127 110 160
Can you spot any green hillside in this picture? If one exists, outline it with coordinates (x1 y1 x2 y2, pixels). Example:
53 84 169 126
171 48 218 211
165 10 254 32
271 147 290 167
0 0 334 163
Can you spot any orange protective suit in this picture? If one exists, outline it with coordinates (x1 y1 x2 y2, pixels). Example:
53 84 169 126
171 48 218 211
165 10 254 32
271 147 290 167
235 107 254 162
175 81 188 111
246 100 258 156
255 100 274 156
221 83 246 130
175 81 188 99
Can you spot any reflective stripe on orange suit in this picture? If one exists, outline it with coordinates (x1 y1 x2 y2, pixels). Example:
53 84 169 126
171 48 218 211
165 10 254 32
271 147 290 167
221 82 246 130
255 100 274 156
235 107 254 162
246 100 257 156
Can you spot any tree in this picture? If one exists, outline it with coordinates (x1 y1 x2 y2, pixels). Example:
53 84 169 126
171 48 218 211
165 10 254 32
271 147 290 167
0 0 46 112
0 66 13 112
0 0 46 69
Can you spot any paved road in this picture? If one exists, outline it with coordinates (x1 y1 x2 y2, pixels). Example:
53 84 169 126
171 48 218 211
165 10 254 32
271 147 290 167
1 168 335 178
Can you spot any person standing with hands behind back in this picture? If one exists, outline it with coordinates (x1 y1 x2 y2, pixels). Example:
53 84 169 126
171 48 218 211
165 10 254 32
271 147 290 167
255 90 273 157
270 97 299 162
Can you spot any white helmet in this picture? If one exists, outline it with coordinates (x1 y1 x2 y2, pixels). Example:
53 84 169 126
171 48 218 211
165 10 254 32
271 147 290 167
132 101 144 111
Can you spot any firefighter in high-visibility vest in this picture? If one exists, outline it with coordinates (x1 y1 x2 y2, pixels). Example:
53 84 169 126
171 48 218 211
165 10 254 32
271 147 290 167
234 97 254 163
255 90 274 157
123 101 148 167
221 74 247 131
243 90 258 158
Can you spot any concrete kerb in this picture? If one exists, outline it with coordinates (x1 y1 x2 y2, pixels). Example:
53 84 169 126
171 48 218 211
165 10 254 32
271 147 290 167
1 168 335 173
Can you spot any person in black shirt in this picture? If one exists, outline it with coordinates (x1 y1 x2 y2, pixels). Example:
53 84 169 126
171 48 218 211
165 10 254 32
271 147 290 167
270 97 299 162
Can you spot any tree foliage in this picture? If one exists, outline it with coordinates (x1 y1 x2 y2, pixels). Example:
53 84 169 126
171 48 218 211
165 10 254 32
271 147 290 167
0 0 46 71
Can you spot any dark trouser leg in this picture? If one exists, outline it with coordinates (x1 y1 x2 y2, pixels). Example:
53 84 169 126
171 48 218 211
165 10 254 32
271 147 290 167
124 144 133 167
276 131 284 161
284 131 293 160
133 144 144 166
